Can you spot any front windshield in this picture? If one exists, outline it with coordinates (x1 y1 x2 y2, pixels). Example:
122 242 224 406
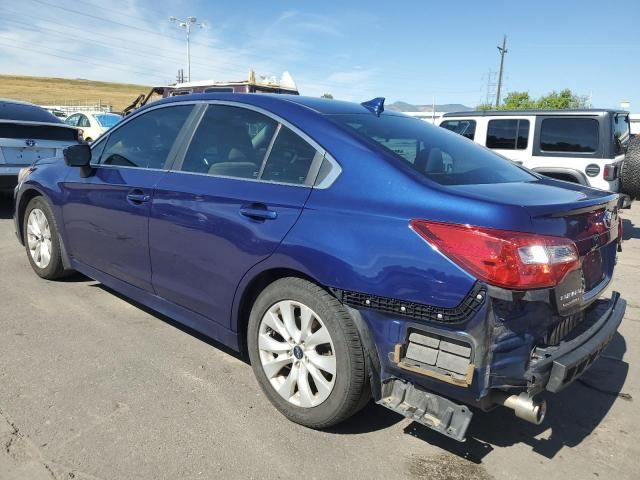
95 113 121 128
328 113 536 186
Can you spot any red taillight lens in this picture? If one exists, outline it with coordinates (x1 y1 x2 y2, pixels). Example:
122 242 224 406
410 220 580 289
603 164 617 181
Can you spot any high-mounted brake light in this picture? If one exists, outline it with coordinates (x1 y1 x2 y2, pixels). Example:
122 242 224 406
410 220 580 289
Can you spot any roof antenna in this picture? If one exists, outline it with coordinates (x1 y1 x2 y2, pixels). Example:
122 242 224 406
361 97 385 116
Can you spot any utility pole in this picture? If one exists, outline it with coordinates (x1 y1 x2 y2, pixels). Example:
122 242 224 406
169 16 205 82
495 35 508 107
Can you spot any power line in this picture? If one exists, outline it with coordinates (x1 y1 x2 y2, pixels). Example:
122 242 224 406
0 37 168 80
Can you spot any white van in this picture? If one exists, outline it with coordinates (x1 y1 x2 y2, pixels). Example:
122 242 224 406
438 109 637 206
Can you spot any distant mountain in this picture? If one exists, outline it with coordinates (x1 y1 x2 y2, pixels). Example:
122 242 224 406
386 101 473 113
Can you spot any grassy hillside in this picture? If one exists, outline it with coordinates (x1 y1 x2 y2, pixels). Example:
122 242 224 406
0 75 151 112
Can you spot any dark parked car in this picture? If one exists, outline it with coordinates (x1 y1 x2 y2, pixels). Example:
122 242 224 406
14 93 626 441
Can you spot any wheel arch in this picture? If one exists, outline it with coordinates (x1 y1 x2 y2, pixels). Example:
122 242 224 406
16 187 45 245
232 264 381 399
16 187 72 270
532 167 589 185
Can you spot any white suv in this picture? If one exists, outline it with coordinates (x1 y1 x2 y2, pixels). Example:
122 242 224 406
438 109 637 206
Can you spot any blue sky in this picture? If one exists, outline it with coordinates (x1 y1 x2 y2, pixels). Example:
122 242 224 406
0 0 637 109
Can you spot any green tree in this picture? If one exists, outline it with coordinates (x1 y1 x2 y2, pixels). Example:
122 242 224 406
535 89 588 109
476 88 589 111
321 93 334 99
501 91 536 110
475 103 494 111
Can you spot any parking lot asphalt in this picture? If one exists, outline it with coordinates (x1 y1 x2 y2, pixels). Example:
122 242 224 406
1 192 639 480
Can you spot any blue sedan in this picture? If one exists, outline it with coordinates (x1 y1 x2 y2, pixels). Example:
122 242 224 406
13 93 625 441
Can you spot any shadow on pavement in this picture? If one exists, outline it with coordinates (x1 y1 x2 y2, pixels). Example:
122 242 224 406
86 279 629 464
622 217 640 241
91 283 247 363
0 193 14 219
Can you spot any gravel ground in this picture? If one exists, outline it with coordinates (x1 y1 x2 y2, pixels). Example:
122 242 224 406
1 193 639 480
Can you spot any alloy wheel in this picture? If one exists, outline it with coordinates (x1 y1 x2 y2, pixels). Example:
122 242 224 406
258 300 337 407
26 208 52 269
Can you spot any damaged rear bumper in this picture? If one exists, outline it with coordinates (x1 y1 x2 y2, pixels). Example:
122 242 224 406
526 291 626 393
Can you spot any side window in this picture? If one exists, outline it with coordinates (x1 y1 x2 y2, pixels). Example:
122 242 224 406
440 120 476 140
181 105 278 178
100 105 193 168
613 114 630 155
540 118 599 153
486 119 529 150
261 126 319 184
65 114 79 127
90 137 107 164
78 115 91 128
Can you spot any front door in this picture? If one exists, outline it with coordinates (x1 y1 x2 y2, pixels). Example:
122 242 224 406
61 104 194 291
149 104 321 326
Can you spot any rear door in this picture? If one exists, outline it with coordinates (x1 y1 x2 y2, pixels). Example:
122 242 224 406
149 103 322 326
61 104 195 291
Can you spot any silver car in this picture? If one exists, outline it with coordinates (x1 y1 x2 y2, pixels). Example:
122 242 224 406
0 99 80 192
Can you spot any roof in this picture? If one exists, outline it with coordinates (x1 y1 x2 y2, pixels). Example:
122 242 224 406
443 109 629 118
142 93 407 117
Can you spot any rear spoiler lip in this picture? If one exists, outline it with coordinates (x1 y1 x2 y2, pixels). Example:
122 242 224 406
531 195 620 218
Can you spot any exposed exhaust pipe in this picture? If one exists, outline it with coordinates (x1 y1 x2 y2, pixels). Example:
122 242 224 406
494 392 547 425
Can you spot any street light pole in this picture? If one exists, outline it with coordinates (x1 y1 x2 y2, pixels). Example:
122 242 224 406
169 15 205 82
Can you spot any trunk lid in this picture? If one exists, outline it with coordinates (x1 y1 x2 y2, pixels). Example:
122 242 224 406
0 121 78 166
449 178 620 308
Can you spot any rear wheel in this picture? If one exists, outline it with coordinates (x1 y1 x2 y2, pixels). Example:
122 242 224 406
620 136 640 198
247 277 368 428
23 196 66 279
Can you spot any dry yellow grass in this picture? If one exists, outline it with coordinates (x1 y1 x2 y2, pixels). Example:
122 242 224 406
0 75 151 112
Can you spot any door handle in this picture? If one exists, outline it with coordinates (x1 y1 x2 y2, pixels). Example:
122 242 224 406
126 190 150 204
240 205 278 221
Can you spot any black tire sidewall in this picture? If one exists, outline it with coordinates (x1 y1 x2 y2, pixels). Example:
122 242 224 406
247 278 365 428
23 196 64 279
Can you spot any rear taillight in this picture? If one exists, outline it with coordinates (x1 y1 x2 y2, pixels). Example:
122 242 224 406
603 164 617 181
410 220 580 290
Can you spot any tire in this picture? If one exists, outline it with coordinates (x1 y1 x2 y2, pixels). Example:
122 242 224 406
23 196 67 280
620 136 640 199
247 277 368 429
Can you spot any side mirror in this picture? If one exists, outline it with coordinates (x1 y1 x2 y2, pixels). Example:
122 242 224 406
63 144 91 167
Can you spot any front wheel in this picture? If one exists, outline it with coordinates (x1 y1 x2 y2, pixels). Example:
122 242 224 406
23 196 66 279
247 277 369 428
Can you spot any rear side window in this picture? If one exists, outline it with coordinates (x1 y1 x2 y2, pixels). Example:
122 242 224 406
486 119 529 150
261 126 319 184
440 120 476 140
330 114 536 186
613 114 630 155
99 105 193 168
540 118 599 153
65 114 79 127
78 115 91 128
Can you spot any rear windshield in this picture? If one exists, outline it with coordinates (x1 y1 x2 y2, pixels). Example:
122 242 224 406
0 123 76 141
328 113 536 185
94 113 121 128
0 101 62 123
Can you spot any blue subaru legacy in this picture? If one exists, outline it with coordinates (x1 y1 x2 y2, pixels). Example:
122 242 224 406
13 94 626 441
